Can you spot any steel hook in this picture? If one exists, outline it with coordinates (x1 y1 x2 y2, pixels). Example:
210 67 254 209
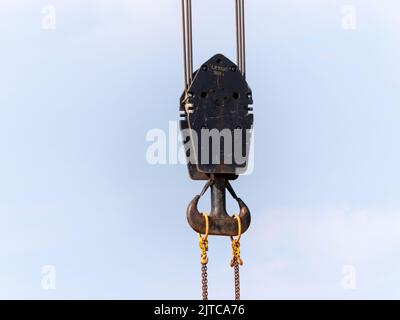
186 175 251 236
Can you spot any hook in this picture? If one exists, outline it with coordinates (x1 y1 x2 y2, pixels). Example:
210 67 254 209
186 175 251 236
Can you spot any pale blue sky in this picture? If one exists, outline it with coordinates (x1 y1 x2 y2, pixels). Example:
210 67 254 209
0 0 399 299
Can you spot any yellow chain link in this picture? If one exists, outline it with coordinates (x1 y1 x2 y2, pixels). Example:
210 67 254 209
230 215 243 266
198 213 209 265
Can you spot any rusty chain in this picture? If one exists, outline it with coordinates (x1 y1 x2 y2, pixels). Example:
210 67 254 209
201 264 208 300
233 260 240 300
199 237 208 300
198 213 209 300
230 215 243 300
197 214 245 300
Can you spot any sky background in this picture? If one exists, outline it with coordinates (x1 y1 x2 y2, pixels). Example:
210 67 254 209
0 0 399 299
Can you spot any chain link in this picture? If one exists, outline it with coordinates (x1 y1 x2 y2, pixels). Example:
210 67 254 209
233 260 240 300
199 237 209 300
198 213 209 301
199 238 208 265
196 214 245 300
230 236 243 300
201 264 208 300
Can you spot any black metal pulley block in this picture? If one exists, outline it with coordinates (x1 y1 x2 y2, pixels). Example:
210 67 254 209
180 54 253 180
180 0 253 236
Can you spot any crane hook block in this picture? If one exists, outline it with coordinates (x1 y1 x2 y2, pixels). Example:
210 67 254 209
180 54 254 180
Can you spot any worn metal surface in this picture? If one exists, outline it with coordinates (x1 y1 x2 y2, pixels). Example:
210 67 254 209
201 265 208 300
180 54 253 180
233 261 240 300
186 175 251 236
179 19 253 236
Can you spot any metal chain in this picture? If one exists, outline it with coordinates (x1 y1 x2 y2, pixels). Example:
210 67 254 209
230 239 243 301
230 215 243 300
197 217 244 300
201 264 208 300
198 213 209 300
233 260 240 300
199 237 209 300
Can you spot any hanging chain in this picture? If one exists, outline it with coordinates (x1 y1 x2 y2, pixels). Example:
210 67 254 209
201 263 208 300
230 238 243 300
233 261 240 300
199 236 208 300
197 213 245 300
230 215 243 300
198 213 209 300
